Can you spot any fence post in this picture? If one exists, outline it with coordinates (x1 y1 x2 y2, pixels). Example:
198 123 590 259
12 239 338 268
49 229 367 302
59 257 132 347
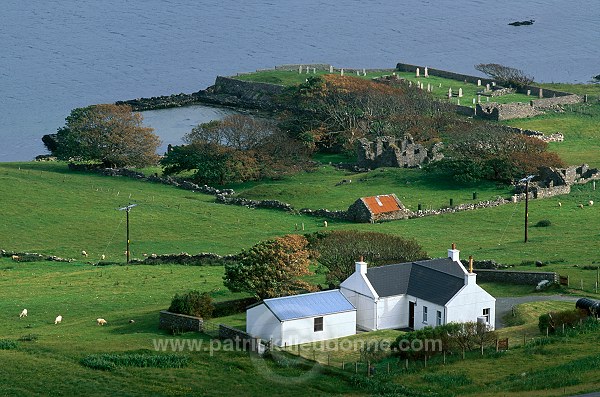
443 350 446 364
523 334 526 346
367 360 371 376
387 362 390 374
405 358 408 370
581 279 584 290
496 339 499 352
546 327 549 337
342 361 345 370
327 353 330 366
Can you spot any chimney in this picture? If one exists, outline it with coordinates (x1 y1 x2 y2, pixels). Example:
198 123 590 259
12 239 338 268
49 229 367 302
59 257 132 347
465 255 477 285
447 243 460 262
355 256 367 275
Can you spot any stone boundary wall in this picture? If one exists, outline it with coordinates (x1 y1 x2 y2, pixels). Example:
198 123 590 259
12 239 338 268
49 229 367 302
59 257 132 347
219 324 266 354
477 102 542 121
159 310 204 332
1 250 72 263
474 269 558 285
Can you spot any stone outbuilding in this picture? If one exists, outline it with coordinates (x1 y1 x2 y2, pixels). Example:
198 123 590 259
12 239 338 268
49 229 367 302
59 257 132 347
347 194 413 223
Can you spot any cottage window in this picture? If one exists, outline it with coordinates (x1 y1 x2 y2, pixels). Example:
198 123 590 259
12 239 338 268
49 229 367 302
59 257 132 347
422 306 428 323
483 308 490 323
314 317 324 332
436 310 442 326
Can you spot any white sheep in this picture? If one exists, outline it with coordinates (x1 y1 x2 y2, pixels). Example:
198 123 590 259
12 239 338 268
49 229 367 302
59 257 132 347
96 318 107 326
81 250 88 257
100 254 105 260
557 202 562 207
55 315 63 324
19 309 28 318
589 200 594 206
11 255 19 262
323 220 328 228
578 204 584 209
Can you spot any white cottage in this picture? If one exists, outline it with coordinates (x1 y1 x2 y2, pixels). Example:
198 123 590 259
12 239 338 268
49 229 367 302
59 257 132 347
246 289 356 347
339 245 495 331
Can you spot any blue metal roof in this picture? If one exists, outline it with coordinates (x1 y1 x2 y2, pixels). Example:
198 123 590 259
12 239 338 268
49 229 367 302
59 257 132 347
263 290 355 321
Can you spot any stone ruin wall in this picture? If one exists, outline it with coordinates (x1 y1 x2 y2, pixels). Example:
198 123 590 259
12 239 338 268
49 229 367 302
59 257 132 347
356 135 443 169
477 102 543 121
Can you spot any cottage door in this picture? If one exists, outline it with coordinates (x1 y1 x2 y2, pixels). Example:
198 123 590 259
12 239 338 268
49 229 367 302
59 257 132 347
408 301 415 329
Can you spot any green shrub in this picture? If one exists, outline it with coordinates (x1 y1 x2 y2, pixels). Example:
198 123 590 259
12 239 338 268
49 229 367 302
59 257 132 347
81 353 189 371
18 334 39 342
0 339 18 350
535 219 552 227
168 290 214 318
538 309 587 333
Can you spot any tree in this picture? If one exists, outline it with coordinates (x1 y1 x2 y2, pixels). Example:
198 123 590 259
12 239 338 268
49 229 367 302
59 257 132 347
223 234 316 299
161 141 259 185
475 63 534 87
46 104 160 167
307 230 428 286
278 74 450 153
428 121 564 182
161 114 311 184
184 114 277 150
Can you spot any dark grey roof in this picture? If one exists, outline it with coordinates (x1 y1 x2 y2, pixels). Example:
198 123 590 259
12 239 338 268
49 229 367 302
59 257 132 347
262 289 355 321
365 258 466 305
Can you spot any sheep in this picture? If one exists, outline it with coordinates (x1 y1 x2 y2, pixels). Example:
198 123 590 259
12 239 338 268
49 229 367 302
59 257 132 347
96 318 107 326
557 202 562 207
578 204 584 209
54 315 63 324
19 309 28 318
81 250 88 257
589 200 594 206
129 319 135 324
11 255 19 262
323 220 328 228
100 254 105 260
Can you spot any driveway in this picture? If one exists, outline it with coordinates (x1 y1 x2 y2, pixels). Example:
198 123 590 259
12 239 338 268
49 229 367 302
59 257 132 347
495 295 580 329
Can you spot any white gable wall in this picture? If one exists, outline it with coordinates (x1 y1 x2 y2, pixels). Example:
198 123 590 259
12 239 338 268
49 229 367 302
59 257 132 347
246 303 282 344
341 288 376 331
376 294 408 330
280 310 356 347
445 283 496 329
340 271 378 331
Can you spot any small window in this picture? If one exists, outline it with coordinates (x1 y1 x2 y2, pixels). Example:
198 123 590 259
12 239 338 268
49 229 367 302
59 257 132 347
314 317 323 332
423 306 428 323
483 308 490 323
436 310 442 326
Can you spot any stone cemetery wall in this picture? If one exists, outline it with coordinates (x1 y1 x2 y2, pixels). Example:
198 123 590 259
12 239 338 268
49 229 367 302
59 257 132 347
159 310 204 332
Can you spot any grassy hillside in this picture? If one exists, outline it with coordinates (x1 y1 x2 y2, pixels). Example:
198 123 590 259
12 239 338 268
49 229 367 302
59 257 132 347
2 161 600 272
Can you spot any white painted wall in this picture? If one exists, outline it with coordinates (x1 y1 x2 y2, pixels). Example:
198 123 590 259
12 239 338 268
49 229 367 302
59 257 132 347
409 297 446 331
341 288 376 331
376 294 408 330
246 303 282 344
279 310 356 347
445 283 496 329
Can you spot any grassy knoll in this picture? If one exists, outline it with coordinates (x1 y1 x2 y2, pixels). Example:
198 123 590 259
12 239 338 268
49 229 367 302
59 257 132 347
234 68 534 105
502 100 600 168
231 165 513 211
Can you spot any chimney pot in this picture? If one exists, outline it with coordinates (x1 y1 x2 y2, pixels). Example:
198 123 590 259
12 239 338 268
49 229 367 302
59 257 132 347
469 255 474 273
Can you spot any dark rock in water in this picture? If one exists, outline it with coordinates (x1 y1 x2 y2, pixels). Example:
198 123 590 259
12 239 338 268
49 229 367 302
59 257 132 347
509 19 535 26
